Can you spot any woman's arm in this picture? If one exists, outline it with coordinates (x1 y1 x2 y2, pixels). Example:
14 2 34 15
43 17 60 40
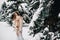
19 16 23 33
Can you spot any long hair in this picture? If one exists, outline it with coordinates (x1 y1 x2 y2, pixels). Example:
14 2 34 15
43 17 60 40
11 11 20 20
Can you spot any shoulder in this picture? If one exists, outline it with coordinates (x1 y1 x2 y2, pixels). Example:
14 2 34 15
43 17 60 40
18 16 23 18
17 16 23 21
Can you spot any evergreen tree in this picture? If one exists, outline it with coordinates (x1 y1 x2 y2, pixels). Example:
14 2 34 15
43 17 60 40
0 0 32 25
1 0 60 40
29 0 54 37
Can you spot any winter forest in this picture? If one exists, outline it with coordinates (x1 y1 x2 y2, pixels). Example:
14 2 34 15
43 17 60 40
0 0 60 40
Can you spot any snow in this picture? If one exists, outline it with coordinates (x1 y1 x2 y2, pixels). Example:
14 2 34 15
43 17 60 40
0 22 17 40
29 4 43 27
0 0 42 40
0 22 40 40
0 0 6 9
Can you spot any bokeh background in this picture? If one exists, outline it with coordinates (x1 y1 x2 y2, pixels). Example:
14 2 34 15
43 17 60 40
0 0 60 40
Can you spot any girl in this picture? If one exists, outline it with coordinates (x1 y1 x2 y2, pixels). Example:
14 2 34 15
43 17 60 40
11 11 24 40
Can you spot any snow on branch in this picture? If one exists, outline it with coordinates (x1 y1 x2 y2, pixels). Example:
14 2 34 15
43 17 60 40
29 3 44 28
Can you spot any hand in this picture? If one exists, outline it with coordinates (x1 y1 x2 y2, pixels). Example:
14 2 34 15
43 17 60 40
13 27 16 31
20 31 22 33
13 26 15 28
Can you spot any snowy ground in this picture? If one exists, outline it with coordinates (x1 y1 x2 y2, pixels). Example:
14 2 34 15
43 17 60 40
0 22 40 40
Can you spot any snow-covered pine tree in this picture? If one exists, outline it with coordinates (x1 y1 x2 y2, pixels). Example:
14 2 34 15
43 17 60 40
0 0 18 25
29 0 54 36
0 0 32 25
0 0 41 25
